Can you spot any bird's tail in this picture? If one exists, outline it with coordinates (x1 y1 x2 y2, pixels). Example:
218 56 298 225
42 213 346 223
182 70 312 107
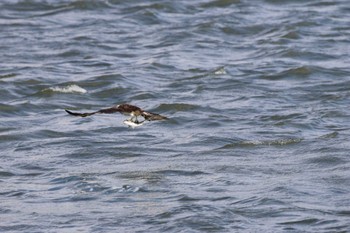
65 109 98 117
141 111 168 121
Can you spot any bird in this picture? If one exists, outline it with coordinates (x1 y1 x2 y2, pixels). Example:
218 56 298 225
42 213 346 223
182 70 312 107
65 103 167 125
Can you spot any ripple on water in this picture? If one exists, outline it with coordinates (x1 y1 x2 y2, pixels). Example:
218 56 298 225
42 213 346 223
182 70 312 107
1 0 350 232
304 155 347 168
156 103 201 113
0 170 15 177
219 137 303 149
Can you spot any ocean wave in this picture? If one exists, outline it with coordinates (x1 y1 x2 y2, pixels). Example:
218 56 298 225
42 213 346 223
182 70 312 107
219 138 303 149
46 84 87 94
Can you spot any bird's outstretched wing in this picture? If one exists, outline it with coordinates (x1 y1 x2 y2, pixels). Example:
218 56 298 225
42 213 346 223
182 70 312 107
65 104 168 122
141 111 168 121
65 106 121 117
65 109 97 117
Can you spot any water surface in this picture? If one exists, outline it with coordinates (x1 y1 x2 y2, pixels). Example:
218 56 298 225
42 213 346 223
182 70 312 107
1 0 350 232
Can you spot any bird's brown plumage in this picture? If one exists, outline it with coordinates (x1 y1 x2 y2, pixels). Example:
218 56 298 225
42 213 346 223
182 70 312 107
65 104 167 122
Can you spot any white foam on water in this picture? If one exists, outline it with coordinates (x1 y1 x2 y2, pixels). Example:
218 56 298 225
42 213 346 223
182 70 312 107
213 67 227 75
49 84 87 94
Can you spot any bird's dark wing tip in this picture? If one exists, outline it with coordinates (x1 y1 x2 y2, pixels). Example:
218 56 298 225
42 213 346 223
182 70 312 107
65 109 84 117
65 109 74 115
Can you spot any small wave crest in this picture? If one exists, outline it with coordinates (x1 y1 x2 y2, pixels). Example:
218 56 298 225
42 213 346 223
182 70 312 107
219 138 302 149
46 84 87 94
212 67 227 75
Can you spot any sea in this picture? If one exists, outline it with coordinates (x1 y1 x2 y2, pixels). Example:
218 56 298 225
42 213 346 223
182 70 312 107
1 0 350 232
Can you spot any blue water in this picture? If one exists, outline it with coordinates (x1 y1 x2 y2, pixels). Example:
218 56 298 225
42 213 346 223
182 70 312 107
1 0 350 232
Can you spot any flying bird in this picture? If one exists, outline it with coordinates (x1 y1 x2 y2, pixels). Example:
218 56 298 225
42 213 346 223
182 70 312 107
65 103 167 126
